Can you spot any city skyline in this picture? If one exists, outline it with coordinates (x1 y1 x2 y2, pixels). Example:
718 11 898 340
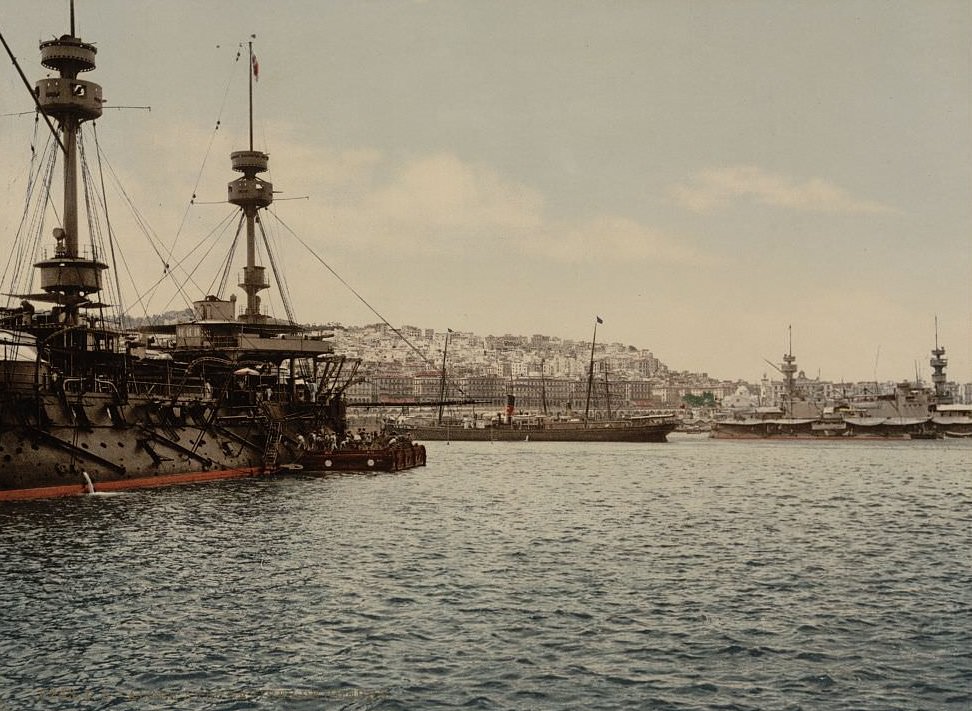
328 321 972 411
332 321 969 392
2 1 969 384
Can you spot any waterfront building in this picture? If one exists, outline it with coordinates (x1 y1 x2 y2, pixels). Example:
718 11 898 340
329 323 971 410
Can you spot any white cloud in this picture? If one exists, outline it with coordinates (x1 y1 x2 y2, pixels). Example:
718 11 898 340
280 148 706 267
527 216 709 266
670 165 897 215
363 153 544 232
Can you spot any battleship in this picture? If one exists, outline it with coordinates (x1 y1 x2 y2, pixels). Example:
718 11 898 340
0 6 423 500
710 328 970 440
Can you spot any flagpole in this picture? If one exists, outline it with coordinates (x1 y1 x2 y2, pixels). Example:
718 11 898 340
248 41 254 151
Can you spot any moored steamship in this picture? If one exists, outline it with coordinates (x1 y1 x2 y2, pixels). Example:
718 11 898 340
404 317 678 443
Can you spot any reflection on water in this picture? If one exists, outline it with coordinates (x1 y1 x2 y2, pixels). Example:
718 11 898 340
2 438 970 710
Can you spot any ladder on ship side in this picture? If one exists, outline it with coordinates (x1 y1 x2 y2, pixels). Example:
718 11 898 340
263 421 283 470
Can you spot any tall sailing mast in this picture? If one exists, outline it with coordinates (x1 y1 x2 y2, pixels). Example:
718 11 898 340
436 328 451 425
603 370 612 419
540 358 548 415
583 316 602 423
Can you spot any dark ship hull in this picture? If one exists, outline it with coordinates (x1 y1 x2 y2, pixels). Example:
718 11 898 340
0 346 330 500
0 391 264 501
710 418 943 440
0 352 425 501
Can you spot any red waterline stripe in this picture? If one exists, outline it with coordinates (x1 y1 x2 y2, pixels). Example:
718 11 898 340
0 467 267 502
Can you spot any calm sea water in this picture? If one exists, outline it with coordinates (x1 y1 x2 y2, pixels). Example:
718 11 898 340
1 436 969 710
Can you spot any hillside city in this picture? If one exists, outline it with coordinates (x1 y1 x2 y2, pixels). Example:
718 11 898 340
317 322 972 413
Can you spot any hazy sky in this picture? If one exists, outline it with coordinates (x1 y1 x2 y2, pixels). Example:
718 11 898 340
2 1 970 383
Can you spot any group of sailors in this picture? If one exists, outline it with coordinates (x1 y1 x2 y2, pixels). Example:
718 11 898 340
295 428 412 452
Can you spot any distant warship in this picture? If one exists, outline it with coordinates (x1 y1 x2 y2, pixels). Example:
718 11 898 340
711 328 970 440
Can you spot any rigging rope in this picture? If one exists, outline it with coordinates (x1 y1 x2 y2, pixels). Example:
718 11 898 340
267 208 464 395
5 133 58 301
120 207 241 324
91 123 126 322
166 42 245 276
256 212 296 325
215 213 244 299
1 123 43 298
83 130 195 323
77 131 115 331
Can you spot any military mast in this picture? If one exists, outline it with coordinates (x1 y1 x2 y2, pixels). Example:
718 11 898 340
929 317 950 403
227 41 273 325
780 325 797 417
31 3 108 328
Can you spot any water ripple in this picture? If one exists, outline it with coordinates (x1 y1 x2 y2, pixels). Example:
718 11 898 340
2 438 970 709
